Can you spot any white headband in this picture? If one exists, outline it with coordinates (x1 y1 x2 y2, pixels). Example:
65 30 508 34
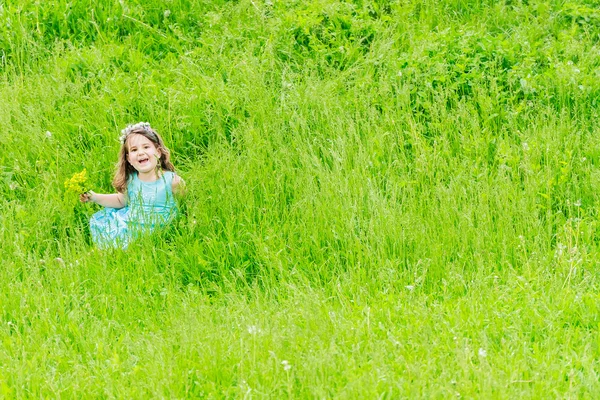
119 122 153 144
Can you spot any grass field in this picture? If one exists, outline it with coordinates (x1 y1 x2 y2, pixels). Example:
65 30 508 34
2 0 600 397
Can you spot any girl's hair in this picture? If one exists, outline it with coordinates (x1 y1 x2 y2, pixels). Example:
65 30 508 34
113 123 175 193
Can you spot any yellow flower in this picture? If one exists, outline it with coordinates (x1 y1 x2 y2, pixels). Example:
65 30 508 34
64 169 90 194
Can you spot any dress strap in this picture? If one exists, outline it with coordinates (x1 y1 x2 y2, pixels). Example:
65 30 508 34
162 171 175 192
126 173 138 194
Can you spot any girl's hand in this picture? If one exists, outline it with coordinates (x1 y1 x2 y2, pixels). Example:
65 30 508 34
80 191 95 203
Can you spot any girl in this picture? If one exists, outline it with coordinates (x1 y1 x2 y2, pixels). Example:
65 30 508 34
81 122 185 249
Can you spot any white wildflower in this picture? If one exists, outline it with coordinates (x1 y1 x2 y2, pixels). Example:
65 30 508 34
45 131 52 138
520 78 527 89
281 360 291 371
247 325 261 335
478 348 487 357
164 9 171 18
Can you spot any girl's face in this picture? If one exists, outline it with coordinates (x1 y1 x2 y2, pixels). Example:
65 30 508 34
126 134 161 175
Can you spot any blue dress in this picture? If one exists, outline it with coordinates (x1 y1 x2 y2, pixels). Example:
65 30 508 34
90 171 178 249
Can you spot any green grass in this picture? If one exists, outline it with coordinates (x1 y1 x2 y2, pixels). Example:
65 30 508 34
3 0 600 397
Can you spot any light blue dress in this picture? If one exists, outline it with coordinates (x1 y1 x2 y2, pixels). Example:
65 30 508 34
90 171 177 249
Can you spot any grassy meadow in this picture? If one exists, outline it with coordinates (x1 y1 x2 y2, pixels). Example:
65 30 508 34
3 0 600 397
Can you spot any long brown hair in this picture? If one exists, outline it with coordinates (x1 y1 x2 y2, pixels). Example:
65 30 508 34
113 124 175 193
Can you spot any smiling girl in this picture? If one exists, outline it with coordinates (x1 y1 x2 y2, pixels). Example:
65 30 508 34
81 122 185 249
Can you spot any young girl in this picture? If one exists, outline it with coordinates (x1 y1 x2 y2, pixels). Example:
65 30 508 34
81 122 185 249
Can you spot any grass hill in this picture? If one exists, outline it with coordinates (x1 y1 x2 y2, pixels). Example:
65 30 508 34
2 0 600 397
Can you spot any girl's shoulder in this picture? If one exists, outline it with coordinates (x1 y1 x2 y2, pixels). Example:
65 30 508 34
171 172 185 195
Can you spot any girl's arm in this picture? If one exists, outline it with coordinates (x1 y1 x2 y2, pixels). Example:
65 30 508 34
80 191 127 208
172 174 186 196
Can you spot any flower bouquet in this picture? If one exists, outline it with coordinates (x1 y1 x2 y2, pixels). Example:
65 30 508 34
64 169 90 195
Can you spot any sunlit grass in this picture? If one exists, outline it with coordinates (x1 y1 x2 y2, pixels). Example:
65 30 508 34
2 0 600 397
